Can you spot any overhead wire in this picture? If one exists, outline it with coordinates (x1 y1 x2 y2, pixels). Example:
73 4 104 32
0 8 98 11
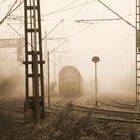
2 0 135 61
43 0 97 54
68 4 86 20
43 2 90 57
49 58 60 68
7 23 32 48
7 23 24 39
74 14 136 23
96 0 135 29
55 51 71 63
75 18 122 23
82 0 89 20
0 0 18 24
55 0 135 40
59 4 88 40
129 0 132 16
42 0 136 46
49 40 69 55
67 24 93 38
0 0 9 6
0 51 15 61
42 19 64 40
43 0 82 17
43 0 96 17
66 18 117 40
0 0 24 25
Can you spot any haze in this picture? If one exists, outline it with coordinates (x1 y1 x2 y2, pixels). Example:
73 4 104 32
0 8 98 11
0 0 136 98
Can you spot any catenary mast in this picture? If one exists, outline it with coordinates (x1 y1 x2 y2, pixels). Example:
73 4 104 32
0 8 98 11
24 0 45 122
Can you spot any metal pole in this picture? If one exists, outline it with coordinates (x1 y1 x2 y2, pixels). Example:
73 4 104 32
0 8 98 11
47 51 51 109
44 31 47 108
95 62 98 106
92 56 100 106
53 47 57 82
33 0 40 122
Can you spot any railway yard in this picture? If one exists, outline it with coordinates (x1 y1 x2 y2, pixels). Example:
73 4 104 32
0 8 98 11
0 0 140 139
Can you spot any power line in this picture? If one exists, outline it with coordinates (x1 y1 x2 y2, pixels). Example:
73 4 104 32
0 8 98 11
75 18 122 22
0 0 23 25
96 0 135 29
42 19 64 40
0 0 18 25
7 23 32 48
49 40 68 54
82 0 90 20
0 0 8 5
7 23 24 39
43 0 96 17
43 0 81 17
67 23 94 38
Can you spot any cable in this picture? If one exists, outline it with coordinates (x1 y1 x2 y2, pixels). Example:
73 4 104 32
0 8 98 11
7 23 24 39
96 0 135 29
0 0 24 25
55 52 71 63
82 0 89 20
68 5 86 20
49 40 69 54
7 23 32 48
75 18 122 22
8 1 24 15
7 15 24 23
67 23 94 38
8 22 23 39
43 0 82 17
0 52 15 61
49 59 60 68
42 19 64 40
43 0 96 17
0 0 18 24
74 14 135 25
0 0 8 5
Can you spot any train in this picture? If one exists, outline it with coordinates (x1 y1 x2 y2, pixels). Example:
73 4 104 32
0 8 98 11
59 66 83 98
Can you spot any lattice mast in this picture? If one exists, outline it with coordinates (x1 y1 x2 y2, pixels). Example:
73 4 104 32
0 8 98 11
136 0 140 107
24 0 45 121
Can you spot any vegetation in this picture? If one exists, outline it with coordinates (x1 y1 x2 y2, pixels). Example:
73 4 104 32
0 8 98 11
0 104 140 140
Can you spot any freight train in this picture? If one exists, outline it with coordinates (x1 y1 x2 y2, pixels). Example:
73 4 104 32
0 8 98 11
59 66 83 98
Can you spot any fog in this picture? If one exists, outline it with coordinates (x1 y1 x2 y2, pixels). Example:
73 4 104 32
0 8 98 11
0 72 24 98
0 0 136 98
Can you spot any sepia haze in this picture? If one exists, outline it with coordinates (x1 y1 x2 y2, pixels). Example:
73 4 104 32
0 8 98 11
0 0 136 100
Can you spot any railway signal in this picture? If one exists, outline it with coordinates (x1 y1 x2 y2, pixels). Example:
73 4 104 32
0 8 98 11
92 56 100 106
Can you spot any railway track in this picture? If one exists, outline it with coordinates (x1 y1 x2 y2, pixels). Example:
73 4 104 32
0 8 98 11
54 99 140 124
0 97 23 114
0 97 55 120
99 95 134 110
1 97 140 124
0 97 24 123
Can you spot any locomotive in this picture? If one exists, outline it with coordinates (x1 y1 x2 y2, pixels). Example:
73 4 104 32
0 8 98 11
59 66 83 98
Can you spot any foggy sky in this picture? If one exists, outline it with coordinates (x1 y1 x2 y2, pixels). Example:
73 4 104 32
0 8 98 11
0 0 136 95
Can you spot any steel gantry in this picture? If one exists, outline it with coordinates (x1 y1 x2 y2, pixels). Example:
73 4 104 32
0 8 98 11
23 0 45 122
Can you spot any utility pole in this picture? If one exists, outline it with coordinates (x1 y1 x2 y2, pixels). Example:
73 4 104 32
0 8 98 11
136 0 140 108
53 47 57 83
47 51 50 109
44 31 48 108
24 0 45 122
